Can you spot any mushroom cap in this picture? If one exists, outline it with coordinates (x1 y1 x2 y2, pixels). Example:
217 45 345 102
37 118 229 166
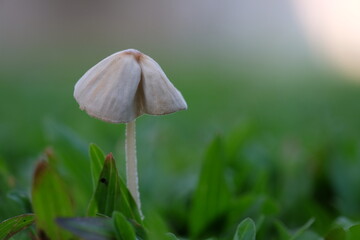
74 49 187 123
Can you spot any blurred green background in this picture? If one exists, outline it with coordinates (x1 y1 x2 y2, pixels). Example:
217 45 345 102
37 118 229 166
1 1 360 239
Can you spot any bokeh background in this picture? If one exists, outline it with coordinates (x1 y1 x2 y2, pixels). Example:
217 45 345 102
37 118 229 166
1 0 360 238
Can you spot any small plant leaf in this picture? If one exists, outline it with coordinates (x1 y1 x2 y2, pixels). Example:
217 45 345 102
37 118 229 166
233 218 256 240
88 153 142 224
89 143 106 190
112 211 136 240
0 214 35 240
190 136 231 238
31 160 74 240
57 217 115 240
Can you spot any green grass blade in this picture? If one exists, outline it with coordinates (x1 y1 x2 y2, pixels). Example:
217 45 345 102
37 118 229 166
57 217 115 240
31 160 74 240
291 218 315 240
275 218 315 240
117 173 142 224
233 218 256 240
113 211 136 240
347 224 360 240
89 143 106 190
7 190 32 213
0 214 35 240
165 233 180 240
144 210 172 240
274 220 292 240
88 153 142 224
190 136 231 238
324 227 346 240
44 120 92 210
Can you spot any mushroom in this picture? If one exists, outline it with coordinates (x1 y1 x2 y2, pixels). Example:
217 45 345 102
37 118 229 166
74 49 187 215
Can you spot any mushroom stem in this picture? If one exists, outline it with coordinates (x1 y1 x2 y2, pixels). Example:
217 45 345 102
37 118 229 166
125 120 142 214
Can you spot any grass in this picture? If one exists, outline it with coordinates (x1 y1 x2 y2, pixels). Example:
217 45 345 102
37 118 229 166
1 53 360 239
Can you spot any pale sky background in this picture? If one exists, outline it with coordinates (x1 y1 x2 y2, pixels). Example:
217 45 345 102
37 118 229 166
0 1 308 70
1 0 360 79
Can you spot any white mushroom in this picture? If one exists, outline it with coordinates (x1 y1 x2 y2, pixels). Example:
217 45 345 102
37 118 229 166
74 49 187 123
74 49 187 215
